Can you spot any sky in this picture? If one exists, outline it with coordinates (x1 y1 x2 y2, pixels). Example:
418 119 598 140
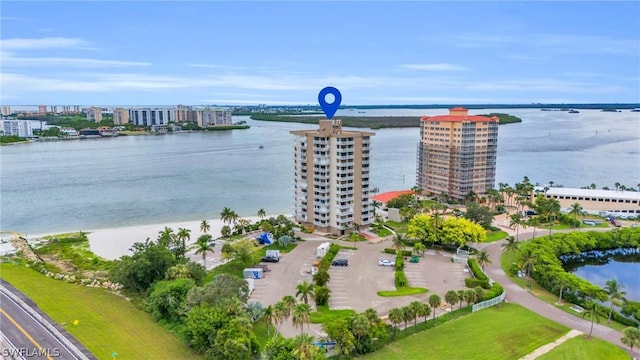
1 1 639 106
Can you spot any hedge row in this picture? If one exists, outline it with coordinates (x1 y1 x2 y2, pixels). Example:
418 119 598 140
465 278 490 289
384 248 413 256
467 258 488 281
395 253 404 271
395 270 407 288
318 243 341 272
483 282 504 301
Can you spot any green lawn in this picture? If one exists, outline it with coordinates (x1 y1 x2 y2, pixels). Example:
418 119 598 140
377 287 428 297
361 303 568 360
537 334 628 360
376 228 393 237
383 221 408 234
310 305 356 324
0 263 201 360
485 230 509 242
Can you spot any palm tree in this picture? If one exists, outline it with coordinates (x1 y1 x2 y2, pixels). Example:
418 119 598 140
392 233 406 254
518 248 538 289
296 280 316 305
257 208 266 220
200 219 210 234
457 290 466 310
388 307 404 336
509 213 524 241
408 301 422 329
157 226 174 248
263 305 275 336
444 290 459 311
569 203 583 228
195 235 214 268
413 242 426 257
581 301 601 338
604 279 626 323
553 273 570 304
273 301 287 335
282 295 297 319
501 236 520 263
477 250 491 271
527 217 540 239
416 302 429 324
621 327 640 355
401 306 413 331
220 207 234 225
428 294 441 320
351 313 372 341
176 227 191 244
292 333 319 360
292 303 311 335
464 289 476 307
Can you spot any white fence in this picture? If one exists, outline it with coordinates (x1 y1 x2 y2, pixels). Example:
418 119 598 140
472 290 506 312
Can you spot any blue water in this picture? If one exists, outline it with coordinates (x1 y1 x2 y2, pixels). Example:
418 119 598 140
572 260 640 302
1 108 639 235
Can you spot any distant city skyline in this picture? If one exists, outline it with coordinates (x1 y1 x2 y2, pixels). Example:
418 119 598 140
1 2 639 105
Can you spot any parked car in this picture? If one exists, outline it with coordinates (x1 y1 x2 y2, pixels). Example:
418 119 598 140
378 259 395 266
332 259 348 267
261 256 280 263
611 219 622 227
409 256 420 263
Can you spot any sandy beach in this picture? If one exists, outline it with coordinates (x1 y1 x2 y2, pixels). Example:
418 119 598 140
87 215 285 260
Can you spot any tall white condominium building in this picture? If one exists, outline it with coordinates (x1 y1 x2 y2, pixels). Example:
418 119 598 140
1 120 33 137
199 108 233 127
112 108 130 125
291 120 374 235
0 106 11 116
129 108 174 126
86 107 103 122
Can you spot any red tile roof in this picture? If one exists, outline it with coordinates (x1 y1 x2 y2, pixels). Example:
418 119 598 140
371 190 415 203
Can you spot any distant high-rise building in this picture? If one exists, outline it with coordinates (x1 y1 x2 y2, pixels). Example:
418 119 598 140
86 107 103 122
0 106 11 116
1 120 33 137
129 108 174 126
199 108 233 127
291 119 374 235
416 107 499 200
112 108 130 125
38 105 46 114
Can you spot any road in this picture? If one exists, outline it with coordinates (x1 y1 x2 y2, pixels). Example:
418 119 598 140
481 223 639 358
0 281 94 360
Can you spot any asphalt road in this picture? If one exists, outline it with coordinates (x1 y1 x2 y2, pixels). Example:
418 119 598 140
0 282 93 360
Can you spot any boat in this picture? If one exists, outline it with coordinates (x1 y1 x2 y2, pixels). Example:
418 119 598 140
601 109 621 112
568 109 580 113
631 108 640 112
259 145 264 149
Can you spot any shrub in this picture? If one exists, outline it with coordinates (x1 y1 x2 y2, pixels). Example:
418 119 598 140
384 248 396 254
395 270 407 288
467 258 488 281
465 278 490 289
483 282 504 301
395 253 404 270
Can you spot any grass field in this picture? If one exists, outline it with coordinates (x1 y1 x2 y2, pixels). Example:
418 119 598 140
485 230 509 242
537 334 628 360
0 262 201 360
309 305 356 324
377 287 428 297
361 303 568 360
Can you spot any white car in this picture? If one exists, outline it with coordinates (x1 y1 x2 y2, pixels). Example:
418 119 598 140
378 259 395 266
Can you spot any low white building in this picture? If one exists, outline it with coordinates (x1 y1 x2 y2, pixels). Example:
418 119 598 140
535 186 640 215
1 120 33 137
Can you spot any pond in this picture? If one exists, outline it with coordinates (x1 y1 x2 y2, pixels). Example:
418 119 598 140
570 259 640 302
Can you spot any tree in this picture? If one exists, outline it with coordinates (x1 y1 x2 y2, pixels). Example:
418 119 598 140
401 306 413 330
569 203 583 227
292 303 311 335
109 239 177 293
278 235 294 248
220 225 231 238
313 270 330 287
428 294 441 319
412 242 426 257
477 250 492 271
263 305 275 337
552 272 571 304
457 290 466 310
444 290 459 311
258 208 266 220
296 280 316 305
604 279 626 323
273 301 288 334
195 234 214 268
322 318 356 357
621 327 640 355
186 273 250 306
351 313 372 346
509 213 525 241
419 303 431 323
388 308 404 336
408 301 423 330
147 278 195 322
157 226 174 248
174 227 191 259
464 202 495 229
314 286 331 306
581 301 601 338
220 207 234 225
220 238 260 267
246 301 264 322
501 236 520 263
464 289 476 307
518 248 538 289
292 333 324 360
200 219 210 234
282 295 297 320
392 233 406 254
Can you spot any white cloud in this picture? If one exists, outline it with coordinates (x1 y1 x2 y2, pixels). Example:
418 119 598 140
399 63 468 71
1 53 151 68
0 37 88 50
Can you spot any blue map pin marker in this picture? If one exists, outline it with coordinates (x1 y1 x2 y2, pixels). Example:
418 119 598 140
318 87 342 120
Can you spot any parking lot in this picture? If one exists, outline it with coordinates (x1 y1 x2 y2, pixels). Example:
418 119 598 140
246 236 472 323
